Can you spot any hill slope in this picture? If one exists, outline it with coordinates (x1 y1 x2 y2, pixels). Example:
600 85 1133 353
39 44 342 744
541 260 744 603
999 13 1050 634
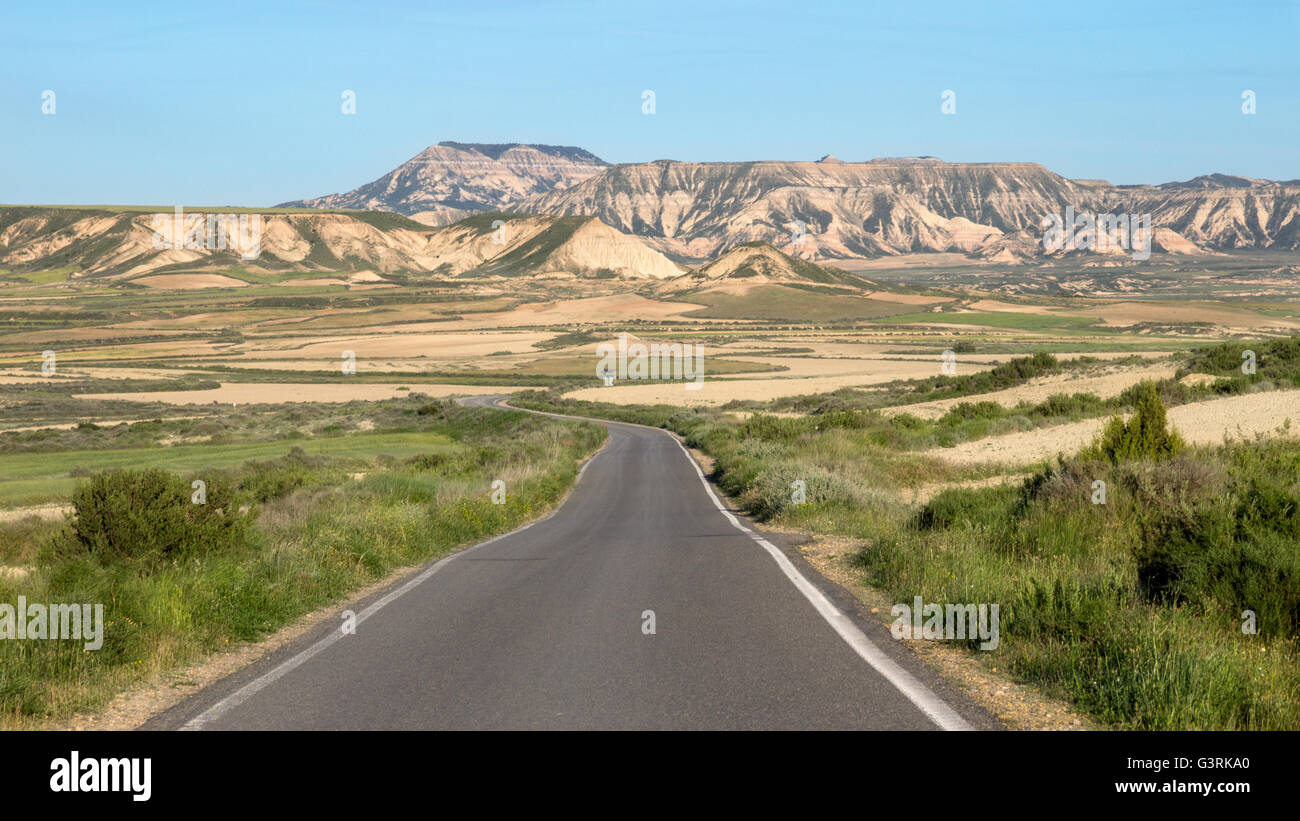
0 206 680 280
683 241 867 287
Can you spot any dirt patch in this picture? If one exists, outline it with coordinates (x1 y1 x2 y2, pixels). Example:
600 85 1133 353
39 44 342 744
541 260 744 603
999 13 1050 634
76 383 534 405
933 389 1300 467
0 504 72 522
132 274 248 289
563 358 993 407
887 362 1178 419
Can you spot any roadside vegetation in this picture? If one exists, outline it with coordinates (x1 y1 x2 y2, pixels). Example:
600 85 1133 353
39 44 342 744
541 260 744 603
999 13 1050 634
0 398 604 727
515 337 1300 729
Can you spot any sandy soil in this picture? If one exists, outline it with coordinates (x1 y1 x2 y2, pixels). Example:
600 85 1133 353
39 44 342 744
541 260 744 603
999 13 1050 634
887 363 1178 419
1092 301 1300 330
563 357 991 407
931 389 1300 466
864 291 955 305
433 294 704 330
132 274 248 289
76 383 532 405
0 503 72 522
0 415 205 433
234 330 554 360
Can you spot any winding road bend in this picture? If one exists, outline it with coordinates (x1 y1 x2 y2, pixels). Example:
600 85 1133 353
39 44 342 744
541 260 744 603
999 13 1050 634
146 397 997 730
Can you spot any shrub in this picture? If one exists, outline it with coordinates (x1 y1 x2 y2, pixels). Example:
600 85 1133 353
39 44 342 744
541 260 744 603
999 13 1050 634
742 464 854 520
1083 382 1185 463
236 446 324 503
64 469 249 567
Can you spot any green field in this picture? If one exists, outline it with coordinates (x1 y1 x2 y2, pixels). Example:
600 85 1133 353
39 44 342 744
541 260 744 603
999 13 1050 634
873 310 1107 332
0 431 462 507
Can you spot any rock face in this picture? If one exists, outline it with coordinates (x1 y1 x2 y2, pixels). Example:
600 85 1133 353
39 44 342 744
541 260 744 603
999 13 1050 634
0 207 680 279
420 213 682 279
277 142 608 219
518 159 1300 261
683 242 865 286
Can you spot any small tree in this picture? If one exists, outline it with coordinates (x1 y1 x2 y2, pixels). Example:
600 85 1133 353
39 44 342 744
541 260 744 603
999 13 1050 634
1084 382 1185 463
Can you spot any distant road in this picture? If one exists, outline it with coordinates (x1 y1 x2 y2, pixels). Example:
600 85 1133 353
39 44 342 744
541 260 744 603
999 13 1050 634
146 396 996 730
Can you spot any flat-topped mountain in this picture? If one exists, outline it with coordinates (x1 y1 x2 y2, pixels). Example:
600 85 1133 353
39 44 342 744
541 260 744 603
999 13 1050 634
277 142 608 224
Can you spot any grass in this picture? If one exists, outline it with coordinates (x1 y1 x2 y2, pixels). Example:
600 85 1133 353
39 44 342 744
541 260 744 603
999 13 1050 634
692 403 1300 729
1 267 76 285
0 400 605 726
873 311 1107 332
0 431 464 507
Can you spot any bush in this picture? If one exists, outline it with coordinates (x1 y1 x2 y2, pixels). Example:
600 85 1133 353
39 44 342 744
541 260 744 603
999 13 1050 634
235 446 327 503
1083 382 1185 463
741 464 854 520
64 469 249 567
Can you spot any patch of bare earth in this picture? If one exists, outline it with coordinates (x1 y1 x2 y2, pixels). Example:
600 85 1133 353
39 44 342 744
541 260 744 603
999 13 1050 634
933 389 1300 467
906 473 1032 505
0 504 72 523
886 362 1178 419
76 383 533 405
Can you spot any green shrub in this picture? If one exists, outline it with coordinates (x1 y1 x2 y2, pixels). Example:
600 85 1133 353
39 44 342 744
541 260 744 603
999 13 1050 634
1083 382 1185 463
63 469 249 567
236 446 325 503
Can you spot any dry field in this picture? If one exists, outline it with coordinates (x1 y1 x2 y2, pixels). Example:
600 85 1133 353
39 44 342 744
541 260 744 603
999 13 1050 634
75 383 531 405
563 357 995 406
931 389 1300 467
885 362 1180 419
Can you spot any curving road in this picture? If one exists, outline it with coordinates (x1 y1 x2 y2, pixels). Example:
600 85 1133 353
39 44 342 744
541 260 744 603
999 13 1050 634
145 397 998 730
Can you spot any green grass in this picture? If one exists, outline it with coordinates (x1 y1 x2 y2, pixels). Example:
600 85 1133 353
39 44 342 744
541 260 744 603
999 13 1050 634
0 431 463 507
1 267 76 285
873 310 1106 332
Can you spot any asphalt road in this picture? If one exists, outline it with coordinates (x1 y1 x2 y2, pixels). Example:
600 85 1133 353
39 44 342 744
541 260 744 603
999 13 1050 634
146 397 998 730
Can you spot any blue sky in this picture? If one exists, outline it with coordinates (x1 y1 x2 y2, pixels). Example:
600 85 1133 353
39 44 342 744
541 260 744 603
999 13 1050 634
2 0 1295 206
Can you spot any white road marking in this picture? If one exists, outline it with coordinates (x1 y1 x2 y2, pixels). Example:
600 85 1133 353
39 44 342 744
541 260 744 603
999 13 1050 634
666 435 975 732
179 442 606 730
503 398 976 730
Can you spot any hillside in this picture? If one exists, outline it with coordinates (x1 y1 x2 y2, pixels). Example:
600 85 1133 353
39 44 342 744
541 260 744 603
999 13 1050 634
0 206 680 281
422 213 682 279
682 241 867 287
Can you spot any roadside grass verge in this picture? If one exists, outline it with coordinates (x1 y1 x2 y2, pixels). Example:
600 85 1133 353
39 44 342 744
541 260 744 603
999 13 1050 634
0 401 604 726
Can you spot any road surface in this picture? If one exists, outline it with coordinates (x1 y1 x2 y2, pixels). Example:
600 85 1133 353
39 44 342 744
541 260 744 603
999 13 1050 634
146 397 997 730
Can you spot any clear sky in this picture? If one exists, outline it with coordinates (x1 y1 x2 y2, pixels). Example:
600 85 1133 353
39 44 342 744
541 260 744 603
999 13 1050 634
2 0 1295 207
